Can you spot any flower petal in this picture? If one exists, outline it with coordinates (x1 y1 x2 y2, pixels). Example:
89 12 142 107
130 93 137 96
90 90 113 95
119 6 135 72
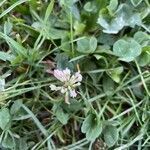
61 87 67 94
54 69 65 82
50 84 61 91
70 89 77 98
70 72 82 84
75 72 82 82
54 69 70 82
63 68 71 81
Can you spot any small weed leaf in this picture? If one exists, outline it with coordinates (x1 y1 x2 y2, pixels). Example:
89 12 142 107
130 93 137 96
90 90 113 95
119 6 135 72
98 4 142 34
0 108 11 130
103 75 115 95
77 36 97 54
136 46 150 66
113 38 142 62
134 31 150 46
53 105 69 125
107 67 123 83
103 125 119 147
81 113 102 141
2 131 15 149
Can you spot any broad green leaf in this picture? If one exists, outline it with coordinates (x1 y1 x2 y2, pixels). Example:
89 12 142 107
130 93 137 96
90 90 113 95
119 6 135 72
53 105 69 125
98 14 124 34
98 4 142 34
134 31 150 46
113 38 142 62
48 28 68 40
81 113 102 141
131 0 143 7
81 114 92 133
77 36 97 53
0 108 11 130
55 53 73 70
61 37 71 53
103 125 118 147
137 46 150 66
81 59 99 84
62 99 83 113
98 33 117 46
103 75 115 95
56 108 69 125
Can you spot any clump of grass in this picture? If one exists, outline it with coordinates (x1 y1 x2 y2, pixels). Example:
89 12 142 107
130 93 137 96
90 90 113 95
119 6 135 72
0 0 150 149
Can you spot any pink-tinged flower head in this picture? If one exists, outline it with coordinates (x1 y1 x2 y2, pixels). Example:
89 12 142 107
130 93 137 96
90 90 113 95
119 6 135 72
50 68 82 104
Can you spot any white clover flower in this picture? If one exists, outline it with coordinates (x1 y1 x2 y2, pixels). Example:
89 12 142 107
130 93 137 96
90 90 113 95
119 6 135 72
50 68 82 104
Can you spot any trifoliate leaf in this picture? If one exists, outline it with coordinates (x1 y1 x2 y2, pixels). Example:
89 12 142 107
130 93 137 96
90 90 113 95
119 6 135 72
113 38 142 62
136 46 150 66
103 75 115 95
98 4 142 34
134 31 150 46
77 36 97 53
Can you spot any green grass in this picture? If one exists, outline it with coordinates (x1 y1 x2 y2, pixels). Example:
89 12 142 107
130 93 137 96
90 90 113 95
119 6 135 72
0 0 150 149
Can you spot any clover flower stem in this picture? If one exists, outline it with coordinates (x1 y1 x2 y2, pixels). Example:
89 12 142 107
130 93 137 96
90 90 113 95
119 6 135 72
77 64 80 72
65 91 70 104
